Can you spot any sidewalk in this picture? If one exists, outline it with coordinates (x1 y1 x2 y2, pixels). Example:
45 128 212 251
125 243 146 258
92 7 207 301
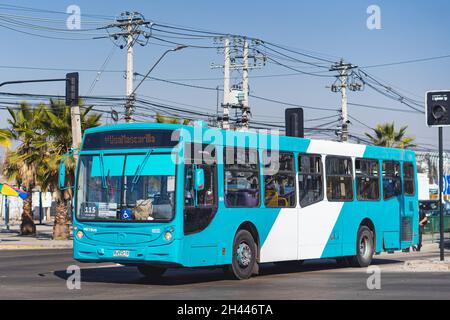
0 222 72 250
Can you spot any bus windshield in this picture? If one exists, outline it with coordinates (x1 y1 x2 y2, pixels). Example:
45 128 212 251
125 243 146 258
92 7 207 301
76 153 176 222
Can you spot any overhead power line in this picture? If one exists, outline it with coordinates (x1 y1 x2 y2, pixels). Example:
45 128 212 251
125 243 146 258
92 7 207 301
362 54 450 69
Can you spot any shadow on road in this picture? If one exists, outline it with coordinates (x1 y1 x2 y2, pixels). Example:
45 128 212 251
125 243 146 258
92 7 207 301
52 257 404 286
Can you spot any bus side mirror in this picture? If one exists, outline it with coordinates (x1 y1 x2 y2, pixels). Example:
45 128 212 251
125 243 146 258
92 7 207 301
194 168 205 191
58 157 66 190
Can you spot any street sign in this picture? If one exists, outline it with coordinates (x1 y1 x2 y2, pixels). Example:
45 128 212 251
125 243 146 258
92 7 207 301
426 90 450 127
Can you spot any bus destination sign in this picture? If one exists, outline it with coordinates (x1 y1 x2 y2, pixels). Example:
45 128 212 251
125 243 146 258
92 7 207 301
82 129 179 150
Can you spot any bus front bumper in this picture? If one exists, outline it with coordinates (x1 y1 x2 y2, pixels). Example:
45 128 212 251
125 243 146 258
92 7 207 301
73 239 182 266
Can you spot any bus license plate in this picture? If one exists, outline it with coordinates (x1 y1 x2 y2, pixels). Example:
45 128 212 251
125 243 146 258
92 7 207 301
113 250 130 257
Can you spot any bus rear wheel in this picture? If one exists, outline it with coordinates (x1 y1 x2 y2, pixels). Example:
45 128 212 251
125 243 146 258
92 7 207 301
137 265 166 278
229 230 257 280
349 225 374 267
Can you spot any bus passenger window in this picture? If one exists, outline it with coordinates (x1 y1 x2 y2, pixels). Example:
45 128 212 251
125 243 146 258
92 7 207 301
184 144 217 235
263 152 296 207
403 162 415 196
224 147 260 207
326 156 354 201
382 160 402 200
356 158 380 201
298 154 323 207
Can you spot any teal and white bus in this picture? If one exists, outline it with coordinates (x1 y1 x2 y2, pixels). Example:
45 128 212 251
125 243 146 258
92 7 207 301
60 122 419 280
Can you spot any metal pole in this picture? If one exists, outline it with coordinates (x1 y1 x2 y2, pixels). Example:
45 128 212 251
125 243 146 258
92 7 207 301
340 66 348 142
125 19 134 123
216 85 220 126
39 191 43 225
222 36 230 130
132 46 186 96
4 195 9 230
70 105 82 154
439 127 445 261
242 38 250 129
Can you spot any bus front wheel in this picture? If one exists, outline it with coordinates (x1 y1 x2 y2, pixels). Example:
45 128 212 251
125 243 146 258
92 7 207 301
229 230 257 280
137 265 166 278
349 225 374 267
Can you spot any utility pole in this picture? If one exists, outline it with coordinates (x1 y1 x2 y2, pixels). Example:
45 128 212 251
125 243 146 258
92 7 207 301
211 36 265 130
66 73 82 153
125 20 134 122
330 59 360 142
222 36 231 130
241 38 250 129
99 12 152 123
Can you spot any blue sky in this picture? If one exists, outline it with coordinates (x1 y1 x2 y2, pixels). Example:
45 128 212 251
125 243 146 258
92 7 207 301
0 0 449 154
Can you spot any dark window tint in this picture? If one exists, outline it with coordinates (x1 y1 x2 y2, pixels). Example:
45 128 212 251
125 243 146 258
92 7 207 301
403 162 415 196
326 157 354 201
382 160 402 200
263 152 296 207
184 144 217 234
298 154 323 207
356 158 380 201
224 147 260 207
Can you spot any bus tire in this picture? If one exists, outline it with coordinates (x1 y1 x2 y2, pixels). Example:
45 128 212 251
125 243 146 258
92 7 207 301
349 225 374 267
137 265 166 278
229 229 257 280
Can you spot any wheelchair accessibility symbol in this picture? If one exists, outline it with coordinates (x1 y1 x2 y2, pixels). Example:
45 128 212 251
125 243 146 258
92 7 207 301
120 209 132 220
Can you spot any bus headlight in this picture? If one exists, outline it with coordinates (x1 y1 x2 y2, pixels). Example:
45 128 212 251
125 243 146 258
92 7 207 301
164 231 173 241
76 230 84 239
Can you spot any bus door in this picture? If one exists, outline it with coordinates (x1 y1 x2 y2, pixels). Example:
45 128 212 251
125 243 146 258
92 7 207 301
381 160 403 250
401 162 416 247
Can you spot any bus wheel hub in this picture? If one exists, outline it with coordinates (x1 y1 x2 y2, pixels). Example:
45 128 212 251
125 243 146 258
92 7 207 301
237 242 251 268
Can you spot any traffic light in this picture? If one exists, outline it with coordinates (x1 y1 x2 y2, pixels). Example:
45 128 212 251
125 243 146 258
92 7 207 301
285 108 304 138
65 72 79 107
426 90 450 127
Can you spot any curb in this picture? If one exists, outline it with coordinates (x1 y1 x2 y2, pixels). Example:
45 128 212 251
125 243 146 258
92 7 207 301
0 243 73 250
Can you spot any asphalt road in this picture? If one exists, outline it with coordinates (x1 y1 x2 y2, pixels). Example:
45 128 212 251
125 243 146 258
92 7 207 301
0 248 449 299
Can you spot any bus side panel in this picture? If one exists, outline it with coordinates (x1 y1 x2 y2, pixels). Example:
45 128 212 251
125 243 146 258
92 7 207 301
338 201 398 257
180 145 285 267
298 201 344 260
181 207 282 267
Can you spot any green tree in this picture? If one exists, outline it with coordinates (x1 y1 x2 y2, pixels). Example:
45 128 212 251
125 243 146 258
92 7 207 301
365 122 416 149
38 100 101 239
2 100 101 239
0 128 12 148
2 103 47 235
155 112 190 125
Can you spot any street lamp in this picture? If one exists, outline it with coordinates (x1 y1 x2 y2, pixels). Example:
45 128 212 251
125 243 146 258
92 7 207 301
131 45 187 96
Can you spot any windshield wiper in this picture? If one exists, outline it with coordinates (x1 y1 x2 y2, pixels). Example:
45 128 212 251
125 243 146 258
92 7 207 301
131 149 153 192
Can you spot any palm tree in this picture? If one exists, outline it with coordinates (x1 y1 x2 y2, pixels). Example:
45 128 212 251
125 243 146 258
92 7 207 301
155 112 190 125
2 103 47 235
0 129 12 148
365 122 416 149
39 100 101 239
